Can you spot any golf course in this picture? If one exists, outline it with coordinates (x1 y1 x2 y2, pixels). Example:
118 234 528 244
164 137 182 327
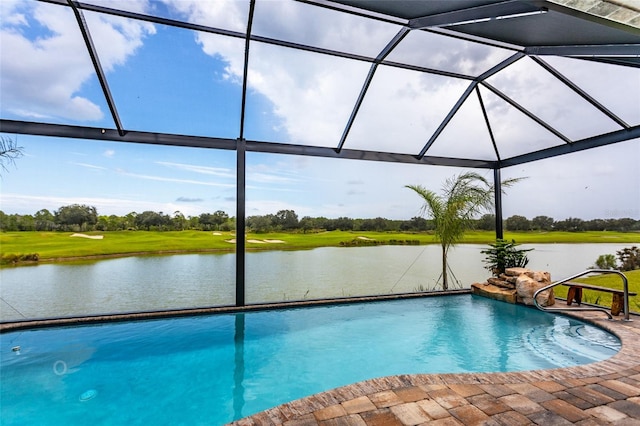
2 229 639 264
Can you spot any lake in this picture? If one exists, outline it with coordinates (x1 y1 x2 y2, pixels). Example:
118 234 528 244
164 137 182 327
0 243 635 321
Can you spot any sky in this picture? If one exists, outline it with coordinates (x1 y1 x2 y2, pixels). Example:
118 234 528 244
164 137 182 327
1 0 639 221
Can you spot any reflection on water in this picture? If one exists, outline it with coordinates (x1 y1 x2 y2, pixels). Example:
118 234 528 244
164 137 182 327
1 254 236 320
233 314 245 420
0 243 635 320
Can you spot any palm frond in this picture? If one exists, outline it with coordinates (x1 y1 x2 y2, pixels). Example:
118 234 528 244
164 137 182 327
407 172 525 290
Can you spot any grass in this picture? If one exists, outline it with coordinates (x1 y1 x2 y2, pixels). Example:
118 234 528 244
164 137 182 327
1 230 639 264
498 231 640 244
552 269 640 312
0 230 424 260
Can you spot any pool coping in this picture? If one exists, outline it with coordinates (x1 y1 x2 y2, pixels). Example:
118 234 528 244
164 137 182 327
0 289 471 332
229 309 640 425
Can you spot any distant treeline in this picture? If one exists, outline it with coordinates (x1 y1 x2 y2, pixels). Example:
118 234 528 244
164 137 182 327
1 205 639 233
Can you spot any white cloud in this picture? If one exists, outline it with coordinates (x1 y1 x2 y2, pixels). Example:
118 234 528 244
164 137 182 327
251 0 400 57
544 56 640 126
387 29 514 76
0 0 26 25
161 0 396 146
345 68 470 153
245 159 310 187
156 161 235 178
85 9 156 73
117 170 235 188
71 162 107 171
0 1 154 122
162 0 248 33
486 57 622 141
176 196 203 203
247 44 371 145
247 172 298 185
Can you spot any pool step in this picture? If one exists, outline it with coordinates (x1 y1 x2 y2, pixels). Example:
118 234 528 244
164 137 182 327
523 320 620 367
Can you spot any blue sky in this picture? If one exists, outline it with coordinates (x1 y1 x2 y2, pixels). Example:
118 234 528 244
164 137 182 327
1 0 639 221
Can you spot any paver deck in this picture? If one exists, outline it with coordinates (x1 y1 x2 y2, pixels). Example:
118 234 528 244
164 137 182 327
230 310 640 425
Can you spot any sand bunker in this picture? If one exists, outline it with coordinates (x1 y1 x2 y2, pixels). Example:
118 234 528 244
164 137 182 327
70 233 104 240
225 239 286 244
212 232 222 236
356 236 375 241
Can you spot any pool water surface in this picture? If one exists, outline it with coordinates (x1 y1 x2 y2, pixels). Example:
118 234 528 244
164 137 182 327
0 295 620 425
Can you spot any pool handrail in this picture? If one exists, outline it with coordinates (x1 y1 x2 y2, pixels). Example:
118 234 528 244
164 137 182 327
533 269 632 321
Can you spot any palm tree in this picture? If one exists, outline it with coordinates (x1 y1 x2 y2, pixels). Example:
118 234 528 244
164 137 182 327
406 172 520 290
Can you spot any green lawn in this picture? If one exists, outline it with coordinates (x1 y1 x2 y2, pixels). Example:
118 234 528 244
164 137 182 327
0 230 423 260
552 269 640 312
1 229 639 264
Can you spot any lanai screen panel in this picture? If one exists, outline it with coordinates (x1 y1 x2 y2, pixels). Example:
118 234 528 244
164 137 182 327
85 13 246 138
345 65 472 154
0 1 113 129
1 0 639 166
251 0 400 57
543 56 640 127
385 29 516 77
243 41 372 147
486 57 624 141
424 93 498 161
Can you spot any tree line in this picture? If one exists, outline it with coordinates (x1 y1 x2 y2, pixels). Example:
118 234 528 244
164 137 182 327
0 204 639 233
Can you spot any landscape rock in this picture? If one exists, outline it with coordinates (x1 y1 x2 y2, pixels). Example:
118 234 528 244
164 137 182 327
473 268 555 307
501 274 518 284
504 267 529 277
515 274 555 307
522 270 551 282
471 283 517 304
488 277 515 289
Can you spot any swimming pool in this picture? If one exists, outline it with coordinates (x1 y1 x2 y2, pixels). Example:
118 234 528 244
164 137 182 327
0 295 620 425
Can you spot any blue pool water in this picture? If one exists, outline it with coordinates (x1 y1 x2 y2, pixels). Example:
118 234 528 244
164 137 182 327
0 295 620 425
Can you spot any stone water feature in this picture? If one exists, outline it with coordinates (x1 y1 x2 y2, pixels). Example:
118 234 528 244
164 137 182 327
471 267 555 307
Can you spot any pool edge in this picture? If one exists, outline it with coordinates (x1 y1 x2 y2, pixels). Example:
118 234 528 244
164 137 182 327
0 289 471 332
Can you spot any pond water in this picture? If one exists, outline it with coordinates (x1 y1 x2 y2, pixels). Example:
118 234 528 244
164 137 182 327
0 243 635 321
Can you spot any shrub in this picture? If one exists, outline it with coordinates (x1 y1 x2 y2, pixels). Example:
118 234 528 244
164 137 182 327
617 246 640 271
20 253 39 262
481 239 532 276
388 239 420 245
594 254 617 270
1 254 19 265
1 253 39 265
339 238 381 247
